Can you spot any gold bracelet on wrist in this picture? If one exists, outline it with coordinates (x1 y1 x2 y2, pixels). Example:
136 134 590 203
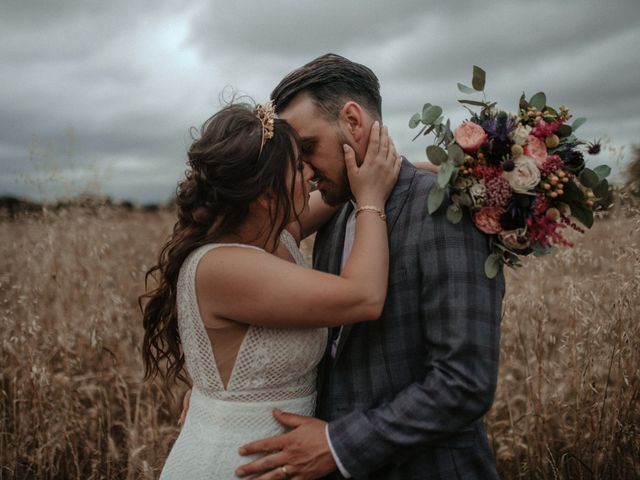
355 205 386 221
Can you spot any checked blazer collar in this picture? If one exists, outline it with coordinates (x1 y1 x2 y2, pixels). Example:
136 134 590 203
317 157 418 363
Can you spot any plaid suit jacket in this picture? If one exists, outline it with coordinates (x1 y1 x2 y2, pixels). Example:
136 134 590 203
314 159 505 479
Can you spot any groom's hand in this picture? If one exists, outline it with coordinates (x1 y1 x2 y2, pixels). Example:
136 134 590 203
235 409 336 480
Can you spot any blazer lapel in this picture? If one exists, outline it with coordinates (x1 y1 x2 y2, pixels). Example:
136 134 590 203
333 159 418 363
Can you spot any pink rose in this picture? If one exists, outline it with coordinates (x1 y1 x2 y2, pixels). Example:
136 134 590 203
523 135 548 167
473 206 505 235
453 122 487 152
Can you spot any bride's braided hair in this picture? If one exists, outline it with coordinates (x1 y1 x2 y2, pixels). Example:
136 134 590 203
140 102 302 385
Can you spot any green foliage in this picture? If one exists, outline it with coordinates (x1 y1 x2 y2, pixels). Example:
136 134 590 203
427 184 445 214
472 65 486 91
446 203 463 224
593 179 609 198
422 105 443 124
409 113 421 128
571 202 594 228
579 168 600 189
457 83 475 94
426 145 447 165
437 162 456 188
556 124 572 137
529 92 546 111
571 117 587 130
458 99 487 107
484 253 500 278
593 164 611 179
448 144 465 166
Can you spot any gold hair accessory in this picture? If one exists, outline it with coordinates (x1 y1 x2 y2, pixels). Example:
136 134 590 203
255 101 276 154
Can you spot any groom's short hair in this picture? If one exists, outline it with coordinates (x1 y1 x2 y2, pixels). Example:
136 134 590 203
271 53 382 121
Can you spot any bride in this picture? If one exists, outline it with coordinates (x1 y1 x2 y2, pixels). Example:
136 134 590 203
140 100 400 478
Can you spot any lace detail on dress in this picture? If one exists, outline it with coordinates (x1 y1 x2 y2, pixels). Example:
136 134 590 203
162 232 327 478
176 232 327 402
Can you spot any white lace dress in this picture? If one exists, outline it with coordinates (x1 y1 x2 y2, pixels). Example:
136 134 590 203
160 231 328 479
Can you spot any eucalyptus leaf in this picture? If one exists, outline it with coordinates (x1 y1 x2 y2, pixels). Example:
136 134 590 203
446 204 463 224
458 99 487 107
594 164 611 180
459 192 473 207
571 202 594 228
571 117 587 130
529 92 546 111
556 124 572 138
519 92 529 110
448 143 464 166
579 168 600 189
409 113 421 129
593 179 609 198
563 179 586 203
426 145 448 165
484 253 500 279
457 83 475 94
472 65 486 91
438 162 455 188
422 105 443 124
427 184 445 214
421 103 432 116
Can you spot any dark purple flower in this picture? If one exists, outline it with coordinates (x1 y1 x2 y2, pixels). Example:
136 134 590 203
587 139 601 155
501 195 531 230
555 143 585 174
482 111 517 142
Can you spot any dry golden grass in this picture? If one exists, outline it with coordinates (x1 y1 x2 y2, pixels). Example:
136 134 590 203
1 197 638 479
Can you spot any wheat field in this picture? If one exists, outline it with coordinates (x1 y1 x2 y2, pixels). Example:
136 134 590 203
1 196 638 479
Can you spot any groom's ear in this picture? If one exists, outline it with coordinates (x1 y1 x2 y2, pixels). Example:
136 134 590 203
340 101 365 144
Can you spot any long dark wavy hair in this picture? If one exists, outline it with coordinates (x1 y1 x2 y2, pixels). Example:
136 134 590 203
140 102 302 385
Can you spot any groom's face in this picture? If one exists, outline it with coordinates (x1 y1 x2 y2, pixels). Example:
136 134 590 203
279 93 353 206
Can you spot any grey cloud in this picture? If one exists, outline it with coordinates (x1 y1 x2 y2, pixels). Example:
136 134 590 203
0 0 638 202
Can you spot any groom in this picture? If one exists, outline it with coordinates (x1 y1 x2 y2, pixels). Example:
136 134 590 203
236 54 505 479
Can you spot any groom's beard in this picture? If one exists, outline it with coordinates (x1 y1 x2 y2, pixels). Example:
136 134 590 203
319 166 351 206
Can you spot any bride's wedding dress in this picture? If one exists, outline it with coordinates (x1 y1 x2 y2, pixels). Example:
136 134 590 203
160 231 328 479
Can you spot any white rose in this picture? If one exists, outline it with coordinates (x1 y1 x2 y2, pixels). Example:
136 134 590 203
502 155 540 193
510 124 532 146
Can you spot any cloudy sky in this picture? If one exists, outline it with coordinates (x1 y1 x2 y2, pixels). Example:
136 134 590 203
2 0 639 203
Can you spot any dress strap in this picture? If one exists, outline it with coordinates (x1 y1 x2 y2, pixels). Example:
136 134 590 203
279 230 309 267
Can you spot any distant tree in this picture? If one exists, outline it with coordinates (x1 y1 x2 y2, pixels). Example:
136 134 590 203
627 144 640 196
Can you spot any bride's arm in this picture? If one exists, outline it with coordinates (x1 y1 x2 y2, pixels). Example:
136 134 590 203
198 122 400 329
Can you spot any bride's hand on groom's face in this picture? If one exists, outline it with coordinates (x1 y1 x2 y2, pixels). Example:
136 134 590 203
235 409 336 480
346 120 401 207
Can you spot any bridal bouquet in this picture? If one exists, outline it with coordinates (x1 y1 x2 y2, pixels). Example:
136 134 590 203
409 66 612 277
